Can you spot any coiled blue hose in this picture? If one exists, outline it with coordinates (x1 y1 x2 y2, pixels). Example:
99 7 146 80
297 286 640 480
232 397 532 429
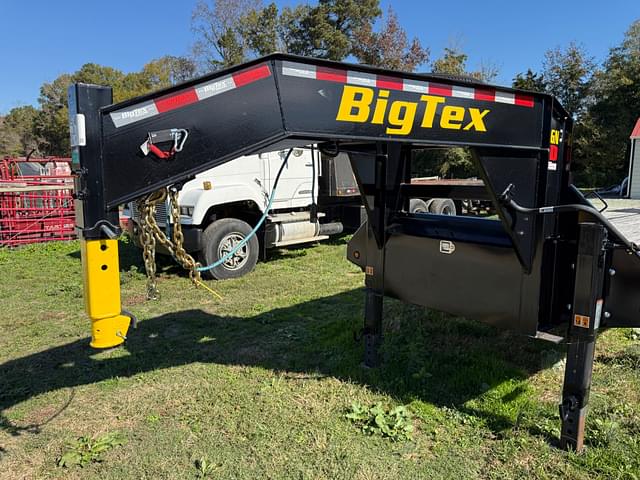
197 148 293 272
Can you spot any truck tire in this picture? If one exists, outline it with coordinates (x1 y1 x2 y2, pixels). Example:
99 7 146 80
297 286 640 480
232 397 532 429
409 198 429 213
429 198 456 215
200 218 259 280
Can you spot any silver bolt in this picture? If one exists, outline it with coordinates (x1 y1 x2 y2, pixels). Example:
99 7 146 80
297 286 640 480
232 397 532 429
566 304 572 310
609 268 616 276
604 311 611 319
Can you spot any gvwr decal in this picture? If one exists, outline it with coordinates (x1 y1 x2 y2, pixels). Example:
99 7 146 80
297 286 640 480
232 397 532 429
336 85 490 136
548 128 563 171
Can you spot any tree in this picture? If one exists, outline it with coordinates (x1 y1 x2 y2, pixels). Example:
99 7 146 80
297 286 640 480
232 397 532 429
34 58 197 156
431 45 497 82
542 42 595 118
352 6 428 72
0 106 41 157
432 47 468 77
288 0 381 60
512 69 546 92
191 0 382 69
577 19 640 186
240 2 280 57
36 73 77 156
191 0 263 70
140 56 197 88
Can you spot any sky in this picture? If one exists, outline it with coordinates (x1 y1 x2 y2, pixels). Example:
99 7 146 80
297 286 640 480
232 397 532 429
0 0 638 114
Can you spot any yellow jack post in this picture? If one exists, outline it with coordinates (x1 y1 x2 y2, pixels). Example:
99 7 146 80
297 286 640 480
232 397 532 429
81 238 131 348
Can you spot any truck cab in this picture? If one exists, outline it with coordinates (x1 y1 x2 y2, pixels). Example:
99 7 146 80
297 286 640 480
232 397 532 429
124 147 362 279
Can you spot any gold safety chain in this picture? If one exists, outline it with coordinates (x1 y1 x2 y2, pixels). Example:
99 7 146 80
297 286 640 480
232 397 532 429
137 187 223 301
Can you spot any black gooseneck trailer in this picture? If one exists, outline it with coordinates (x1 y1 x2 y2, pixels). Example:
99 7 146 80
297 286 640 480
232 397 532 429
68 53 640 451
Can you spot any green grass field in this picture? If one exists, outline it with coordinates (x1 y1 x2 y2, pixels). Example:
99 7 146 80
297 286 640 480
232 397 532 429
1 237 639 479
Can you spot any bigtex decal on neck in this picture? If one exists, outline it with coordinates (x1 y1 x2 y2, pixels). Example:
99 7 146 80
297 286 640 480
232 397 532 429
335 85 490 136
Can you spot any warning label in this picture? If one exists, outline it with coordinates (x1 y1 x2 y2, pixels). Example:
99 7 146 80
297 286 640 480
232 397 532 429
574 314 591 329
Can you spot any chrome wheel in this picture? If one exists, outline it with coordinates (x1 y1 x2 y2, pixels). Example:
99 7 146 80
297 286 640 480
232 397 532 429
217 232 249 271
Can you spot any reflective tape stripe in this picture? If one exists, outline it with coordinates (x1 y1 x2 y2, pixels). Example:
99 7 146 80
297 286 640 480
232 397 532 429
155 89 199 113
195 75 236 100
110 101 159 128
402 79 429 94
494 91 516 104
347 71 377 87
281 61 536 109
282 61 316 79
109 63 272 128
377 75 403 90
317 66 347 83
452 85 475 99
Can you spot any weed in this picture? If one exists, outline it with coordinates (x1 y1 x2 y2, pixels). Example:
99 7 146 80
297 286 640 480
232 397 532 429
58 431 126 468
194 457 217 478
346 402 414 441
626 329 640 341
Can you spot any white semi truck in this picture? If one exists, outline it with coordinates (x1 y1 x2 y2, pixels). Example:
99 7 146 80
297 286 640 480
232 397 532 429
124 147 362 279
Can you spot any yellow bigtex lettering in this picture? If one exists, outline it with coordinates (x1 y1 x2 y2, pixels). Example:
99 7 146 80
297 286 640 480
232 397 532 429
336 86 490 135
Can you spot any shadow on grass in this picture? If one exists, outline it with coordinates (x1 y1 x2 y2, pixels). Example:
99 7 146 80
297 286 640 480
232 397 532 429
0 288 563 444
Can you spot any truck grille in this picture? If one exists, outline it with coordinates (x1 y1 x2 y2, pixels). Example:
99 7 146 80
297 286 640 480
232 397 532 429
130 201 168 227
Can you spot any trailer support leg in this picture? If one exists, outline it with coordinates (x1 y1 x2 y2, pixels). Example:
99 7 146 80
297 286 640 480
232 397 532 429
364 289 383 367
350 143 407 368
559 335 596 451
559 223 607 451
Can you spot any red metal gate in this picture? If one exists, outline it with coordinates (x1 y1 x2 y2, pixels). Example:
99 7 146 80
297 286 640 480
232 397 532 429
0 157 75 246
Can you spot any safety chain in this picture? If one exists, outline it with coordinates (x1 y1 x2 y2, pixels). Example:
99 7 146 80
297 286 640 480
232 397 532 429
167 187 203 285
137 187 203 300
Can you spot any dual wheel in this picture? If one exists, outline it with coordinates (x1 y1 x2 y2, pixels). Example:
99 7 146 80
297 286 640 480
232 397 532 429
409 198 457 215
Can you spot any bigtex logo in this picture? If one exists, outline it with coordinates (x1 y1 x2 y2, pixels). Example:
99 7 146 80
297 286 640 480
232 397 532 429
335 85 490 136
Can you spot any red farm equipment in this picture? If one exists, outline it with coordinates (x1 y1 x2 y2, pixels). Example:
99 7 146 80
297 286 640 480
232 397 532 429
0 156 75 246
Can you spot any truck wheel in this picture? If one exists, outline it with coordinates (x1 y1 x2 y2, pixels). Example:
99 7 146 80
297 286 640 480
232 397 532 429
409 198 429 213
429 198 456 215
200 218 259 280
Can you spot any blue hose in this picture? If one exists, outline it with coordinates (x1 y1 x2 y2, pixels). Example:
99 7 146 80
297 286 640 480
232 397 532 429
197 148 293 272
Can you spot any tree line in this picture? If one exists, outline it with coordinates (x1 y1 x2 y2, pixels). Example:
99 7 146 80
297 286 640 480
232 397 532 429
513 20 640 187
0 0 637 188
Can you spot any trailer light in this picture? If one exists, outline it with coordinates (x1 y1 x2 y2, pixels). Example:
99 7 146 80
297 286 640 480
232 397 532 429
203 181 212 190
180 206 194 216
337 187 358 196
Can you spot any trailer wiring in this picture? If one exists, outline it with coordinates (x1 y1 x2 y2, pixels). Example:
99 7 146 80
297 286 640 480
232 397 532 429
197 148 294 272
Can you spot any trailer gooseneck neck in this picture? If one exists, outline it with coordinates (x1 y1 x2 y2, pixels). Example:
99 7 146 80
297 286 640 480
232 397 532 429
68 53 640 451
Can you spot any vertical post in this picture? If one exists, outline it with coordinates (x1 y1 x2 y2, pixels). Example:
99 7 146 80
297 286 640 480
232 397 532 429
68 83 132 348
363 145 387 367
559 222 607 451
361 143 407 367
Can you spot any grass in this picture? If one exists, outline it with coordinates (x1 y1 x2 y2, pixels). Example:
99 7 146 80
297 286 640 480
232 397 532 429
1 236 639 479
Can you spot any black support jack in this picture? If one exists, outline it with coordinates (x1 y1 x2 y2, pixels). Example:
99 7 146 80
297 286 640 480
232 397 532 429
560 223 608 451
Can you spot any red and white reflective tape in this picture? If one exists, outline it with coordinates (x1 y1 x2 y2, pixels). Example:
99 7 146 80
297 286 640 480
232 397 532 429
110 64 272 128
281 61 534 108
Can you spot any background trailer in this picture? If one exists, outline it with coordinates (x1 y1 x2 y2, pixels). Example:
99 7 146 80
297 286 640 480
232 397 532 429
67 53 640 452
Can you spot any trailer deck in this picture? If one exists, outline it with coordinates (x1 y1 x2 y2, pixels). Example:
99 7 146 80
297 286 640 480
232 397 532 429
604 203 640 244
